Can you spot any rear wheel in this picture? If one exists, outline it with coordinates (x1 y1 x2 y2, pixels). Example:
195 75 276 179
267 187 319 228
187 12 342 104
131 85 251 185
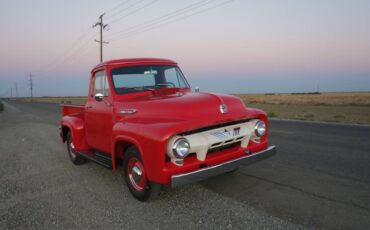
226 167 239 174
66 132 86 165
123 146 160 201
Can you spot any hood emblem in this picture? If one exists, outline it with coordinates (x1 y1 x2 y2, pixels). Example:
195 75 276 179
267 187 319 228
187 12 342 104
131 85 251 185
119 109 138 115
219 104 228 114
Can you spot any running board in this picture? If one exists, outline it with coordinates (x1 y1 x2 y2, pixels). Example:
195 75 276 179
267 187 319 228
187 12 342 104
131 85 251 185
77 151 113 169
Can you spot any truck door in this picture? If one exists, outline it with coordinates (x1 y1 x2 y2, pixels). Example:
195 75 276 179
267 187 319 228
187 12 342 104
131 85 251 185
85 70 113 153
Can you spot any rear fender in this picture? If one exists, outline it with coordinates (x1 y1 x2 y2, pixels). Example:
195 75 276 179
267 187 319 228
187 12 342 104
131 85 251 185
61 116 90 151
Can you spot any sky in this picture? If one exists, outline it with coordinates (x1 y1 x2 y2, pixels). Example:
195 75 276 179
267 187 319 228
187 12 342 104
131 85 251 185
0 0 369 97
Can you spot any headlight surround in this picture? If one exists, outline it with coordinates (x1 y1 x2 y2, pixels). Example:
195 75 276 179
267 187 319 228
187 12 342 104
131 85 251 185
254 120 266 137
172 138 190 159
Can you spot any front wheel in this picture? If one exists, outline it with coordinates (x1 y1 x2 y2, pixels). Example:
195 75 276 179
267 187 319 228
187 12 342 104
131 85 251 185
66 132 86 165
123 146 160 201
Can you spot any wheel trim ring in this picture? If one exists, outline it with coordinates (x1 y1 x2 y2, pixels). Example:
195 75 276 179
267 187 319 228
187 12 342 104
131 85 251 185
127 157 146 192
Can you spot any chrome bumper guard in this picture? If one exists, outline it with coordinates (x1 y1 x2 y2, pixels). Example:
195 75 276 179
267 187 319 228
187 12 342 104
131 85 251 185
171 145 276 187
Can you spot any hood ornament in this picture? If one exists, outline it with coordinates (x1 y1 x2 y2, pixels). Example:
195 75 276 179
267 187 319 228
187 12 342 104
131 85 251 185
219 104 228 114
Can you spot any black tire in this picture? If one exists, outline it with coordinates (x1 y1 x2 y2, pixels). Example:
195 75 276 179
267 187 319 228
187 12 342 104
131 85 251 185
226 167 239 174
123 146 160 201
66 132 87 165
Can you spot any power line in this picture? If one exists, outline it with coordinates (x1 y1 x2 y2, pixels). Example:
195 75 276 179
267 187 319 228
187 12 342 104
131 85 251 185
53 32 97 67
29 0 233 90
34 0 223 75
110 0 234 42
33 28 94 75
105 0 132 15
34 31 98 80
60 36 97 68
93 14 109 63
107 0 158 25
107 0 212 38
106 0 145 20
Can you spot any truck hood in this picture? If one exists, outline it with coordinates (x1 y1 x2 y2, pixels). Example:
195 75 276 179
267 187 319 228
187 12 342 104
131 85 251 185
114 91 265 133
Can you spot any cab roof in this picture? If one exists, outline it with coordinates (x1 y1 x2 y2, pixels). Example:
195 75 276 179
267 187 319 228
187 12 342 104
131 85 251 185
93 58 177 70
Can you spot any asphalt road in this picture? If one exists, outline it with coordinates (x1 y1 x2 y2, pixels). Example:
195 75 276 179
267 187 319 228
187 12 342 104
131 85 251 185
1 100 369 229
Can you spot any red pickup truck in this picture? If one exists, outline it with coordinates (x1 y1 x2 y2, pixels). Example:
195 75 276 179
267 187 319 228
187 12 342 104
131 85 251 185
60 58 276 201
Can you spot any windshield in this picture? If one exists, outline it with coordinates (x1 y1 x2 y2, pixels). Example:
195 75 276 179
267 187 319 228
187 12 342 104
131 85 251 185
111 65 190 94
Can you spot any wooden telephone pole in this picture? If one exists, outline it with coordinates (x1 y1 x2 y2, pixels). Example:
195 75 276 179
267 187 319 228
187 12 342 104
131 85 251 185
93 14 109 63
15 83 18 97
29 73 33 100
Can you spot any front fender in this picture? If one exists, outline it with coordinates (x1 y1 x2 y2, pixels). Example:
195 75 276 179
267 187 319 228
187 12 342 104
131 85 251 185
61 115 90 151
112 121 167 183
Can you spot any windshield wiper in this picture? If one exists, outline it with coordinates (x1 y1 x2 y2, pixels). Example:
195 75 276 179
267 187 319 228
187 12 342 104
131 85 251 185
125 87 155 92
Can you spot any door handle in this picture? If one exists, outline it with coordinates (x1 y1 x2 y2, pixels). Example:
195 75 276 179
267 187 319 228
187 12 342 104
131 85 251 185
85 105 92 110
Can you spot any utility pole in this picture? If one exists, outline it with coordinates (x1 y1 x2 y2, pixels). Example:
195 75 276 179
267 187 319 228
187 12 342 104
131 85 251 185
93 13 109 63
15 83 18 97
10 87 13 98
29 73 33 100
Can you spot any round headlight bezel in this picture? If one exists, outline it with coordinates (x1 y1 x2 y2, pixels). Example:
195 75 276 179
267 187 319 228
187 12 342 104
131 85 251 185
254 120 266 137
172 138 190 159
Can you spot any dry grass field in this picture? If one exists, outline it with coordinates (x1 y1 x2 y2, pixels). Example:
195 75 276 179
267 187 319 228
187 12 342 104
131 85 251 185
236 92 370 106
21 96 87 105
13 92 370 124
236 92 370 124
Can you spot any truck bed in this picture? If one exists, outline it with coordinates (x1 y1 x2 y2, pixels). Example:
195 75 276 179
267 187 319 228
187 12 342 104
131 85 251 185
61 104 85 117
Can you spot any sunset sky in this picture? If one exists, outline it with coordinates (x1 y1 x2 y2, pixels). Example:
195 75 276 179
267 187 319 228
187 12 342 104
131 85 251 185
0 0 369 97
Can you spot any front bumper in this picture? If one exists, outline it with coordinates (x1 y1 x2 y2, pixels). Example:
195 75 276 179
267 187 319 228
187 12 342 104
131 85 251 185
171 145 276 187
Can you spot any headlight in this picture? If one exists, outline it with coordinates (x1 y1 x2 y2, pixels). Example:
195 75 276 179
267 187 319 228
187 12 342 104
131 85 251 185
172 138 190 159
254 120 266 137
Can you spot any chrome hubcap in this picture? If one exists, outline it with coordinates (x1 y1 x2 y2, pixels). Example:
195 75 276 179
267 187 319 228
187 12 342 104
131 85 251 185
131 166 142 182
69 141 76 159
128 158 146 191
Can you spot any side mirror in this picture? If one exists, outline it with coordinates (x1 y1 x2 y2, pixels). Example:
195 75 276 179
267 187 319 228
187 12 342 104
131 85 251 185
94 93 104 102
